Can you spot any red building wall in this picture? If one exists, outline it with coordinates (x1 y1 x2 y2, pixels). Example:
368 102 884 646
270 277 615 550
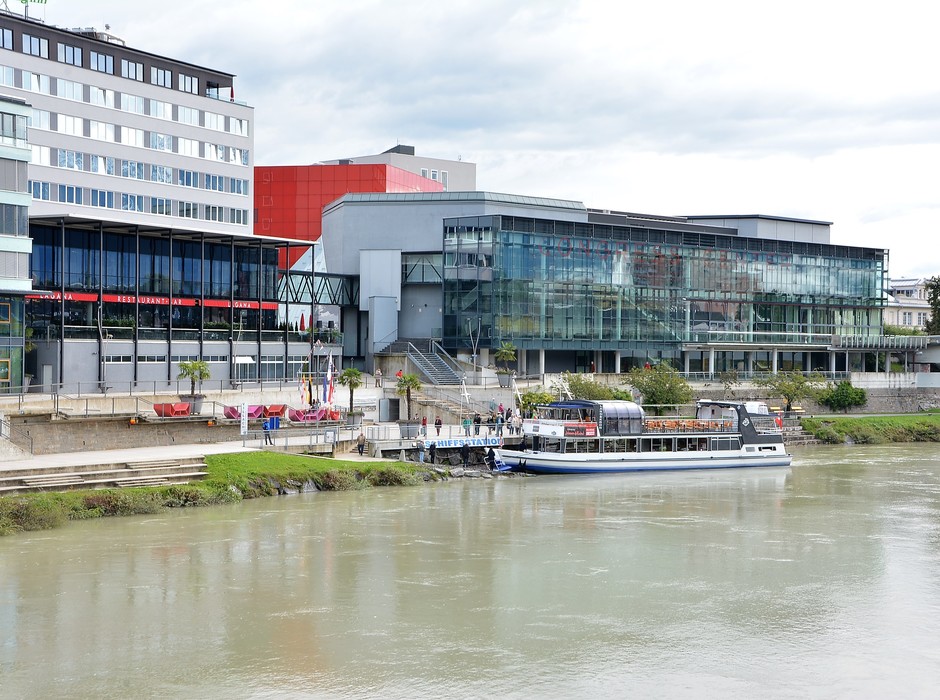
254 164 443 268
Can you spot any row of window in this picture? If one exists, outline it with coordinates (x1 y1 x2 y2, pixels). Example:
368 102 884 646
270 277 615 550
29 180 249 225
104 355 242 364
3 27 211 97
31 144 251 194
0 64 249 136
419 167 449 189
898 312 929 326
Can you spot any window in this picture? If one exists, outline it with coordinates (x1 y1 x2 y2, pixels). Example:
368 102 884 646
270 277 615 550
178 169 198 188
57 43 82 66
90 155 115 175
121 59 143 81
150 132 173 152
441 170 448 189
902 312 912 325
205 173 224 191
178 73 198 94
90 121 115 142
29 180 51 200
178 105 198 125
204 205 223 222
121 193 144 211
231 178 249 195
57 150 83 170
119 93 145 114
58 185 83 205
917 312 928 326
178 201 198 219
0 28 11 50
240 149 249 166
89 86 114 108
151 66 172 88
205 143 226 161
22 34 48 58
178 137 199 157
22 71 50 94
150 165 173 183
229 117 249 136
121 127 144 147
204 112 223 131
56 78 83 101
31 145 51 166
231 209 248 225
149 99 171 119
0 65 12 87
121 160 145 179
56 115 83 136
151 197 171 215
91 189 114 208
420 168 429 178
29 108 50 130
90 51 114 74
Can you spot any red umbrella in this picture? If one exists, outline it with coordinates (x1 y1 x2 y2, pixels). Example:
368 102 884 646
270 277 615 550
299 313 305 331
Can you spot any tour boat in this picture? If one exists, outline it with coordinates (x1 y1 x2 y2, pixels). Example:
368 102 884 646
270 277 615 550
494 399 792 474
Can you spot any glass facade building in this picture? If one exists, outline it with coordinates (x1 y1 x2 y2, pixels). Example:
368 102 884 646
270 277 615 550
443 214 887 374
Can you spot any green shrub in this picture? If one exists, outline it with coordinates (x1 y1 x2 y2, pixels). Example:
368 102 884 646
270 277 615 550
365 467 420 487
316 470 363 491
0 496 68 532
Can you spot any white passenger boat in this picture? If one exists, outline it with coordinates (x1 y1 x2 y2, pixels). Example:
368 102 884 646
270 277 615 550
495 399 791 474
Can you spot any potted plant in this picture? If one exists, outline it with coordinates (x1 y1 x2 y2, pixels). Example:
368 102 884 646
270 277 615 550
494 341 517 387
177 359 210 414
396 372 422 438
338 367 364 427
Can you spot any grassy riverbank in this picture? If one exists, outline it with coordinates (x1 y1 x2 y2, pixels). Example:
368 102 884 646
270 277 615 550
0 452 428 537
802 412 940 444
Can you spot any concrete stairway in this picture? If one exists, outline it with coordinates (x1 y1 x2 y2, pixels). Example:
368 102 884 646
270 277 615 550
382 341 462 385
0 456 209 495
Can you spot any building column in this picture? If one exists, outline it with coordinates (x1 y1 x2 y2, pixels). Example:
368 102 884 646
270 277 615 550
708 348 715 378
615 350 622 374
683 353 690 375
538 349 545 378
771 350 778 373
829 351 837 374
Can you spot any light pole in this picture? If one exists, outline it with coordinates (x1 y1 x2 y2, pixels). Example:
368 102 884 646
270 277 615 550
468 316 481 371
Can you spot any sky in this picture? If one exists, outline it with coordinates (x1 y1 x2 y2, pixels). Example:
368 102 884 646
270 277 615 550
24 0 940 278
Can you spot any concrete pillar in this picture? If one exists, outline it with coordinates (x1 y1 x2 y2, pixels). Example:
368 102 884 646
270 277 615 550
829 351 837 374
538 349 545 376
708 348 715 378
614 350 622 374
772 350 778 373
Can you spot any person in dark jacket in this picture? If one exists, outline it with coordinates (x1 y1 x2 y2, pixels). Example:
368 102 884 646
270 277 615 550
428 442 437 464
460 441 471 468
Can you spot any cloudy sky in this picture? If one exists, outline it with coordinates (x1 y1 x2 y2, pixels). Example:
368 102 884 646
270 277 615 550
31 0 938 278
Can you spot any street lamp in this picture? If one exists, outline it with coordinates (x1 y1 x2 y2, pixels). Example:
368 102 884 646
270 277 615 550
467 317 481 369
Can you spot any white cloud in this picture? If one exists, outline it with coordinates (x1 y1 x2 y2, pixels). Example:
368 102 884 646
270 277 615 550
36 0 940 278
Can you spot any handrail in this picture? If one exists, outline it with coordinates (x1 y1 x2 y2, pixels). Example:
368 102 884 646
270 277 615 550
1 417 34 454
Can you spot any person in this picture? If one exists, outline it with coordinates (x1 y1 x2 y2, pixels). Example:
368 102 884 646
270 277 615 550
460 441 471 468
356 431 366 456
495 413 504 437
473 412 481 436
395 368 403 380
644 361 652 370
434 416 443 436
498 402 504 415
513 414 522 436
421 416 427 436
590 361 596 373
262 418 274 445
486 446 496 469
417 440 425 464
429 441 437 464
462 415 472 436
374 367 382 387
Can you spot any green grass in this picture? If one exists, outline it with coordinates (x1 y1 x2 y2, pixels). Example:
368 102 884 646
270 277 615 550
0 452 430 537
802 413 940 444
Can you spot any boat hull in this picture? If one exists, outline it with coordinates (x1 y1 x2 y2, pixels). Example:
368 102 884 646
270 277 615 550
495 448 792 474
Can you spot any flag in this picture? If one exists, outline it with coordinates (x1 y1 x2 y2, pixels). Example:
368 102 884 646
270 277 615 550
322 355 331 404
327 355 335 405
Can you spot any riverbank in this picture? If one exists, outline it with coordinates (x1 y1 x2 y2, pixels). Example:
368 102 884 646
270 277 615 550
801 412 940 444
0 452 455 537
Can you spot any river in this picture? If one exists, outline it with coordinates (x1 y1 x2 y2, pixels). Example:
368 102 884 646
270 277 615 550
2 444 940 699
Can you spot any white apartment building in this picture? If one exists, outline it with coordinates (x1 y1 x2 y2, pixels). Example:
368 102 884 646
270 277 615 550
887 278 932 330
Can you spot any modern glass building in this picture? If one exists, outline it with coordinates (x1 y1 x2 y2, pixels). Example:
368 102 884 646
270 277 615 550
443 211 888 375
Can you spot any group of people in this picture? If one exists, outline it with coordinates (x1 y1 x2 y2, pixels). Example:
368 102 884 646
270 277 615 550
461 407 522 437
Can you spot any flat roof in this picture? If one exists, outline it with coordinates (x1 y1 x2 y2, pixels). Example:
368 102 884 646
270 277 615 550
684 214 834 226
331 191 586 210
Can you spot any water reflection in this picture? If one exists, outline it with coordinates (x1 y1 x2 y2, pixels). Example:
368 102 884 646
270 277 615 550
2 445 940 698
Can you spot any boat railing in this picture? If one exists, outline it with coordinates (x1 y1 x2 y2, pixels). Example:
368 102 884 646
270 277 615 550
643 418 735 433
752 415 784 434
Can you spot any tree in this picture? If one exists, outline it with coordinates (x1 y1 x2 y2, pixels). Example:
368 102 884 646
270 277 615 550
177 359 210 396
818 380 867 413
926 276 940 335
753 370 825 412
624 364 693 415
338 367 364 413
718 369 741 398
396 373 422 420
518 388 555 417
557 371 633 401
494 341 517 373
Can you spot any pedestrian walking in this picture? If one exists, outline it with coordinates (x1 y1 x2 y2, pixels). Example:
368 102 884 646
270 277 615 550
460 441 471 468
421 416 427 436
374 367 382 387
396 368 403 380
356 431 366 456
462 415 472 436
434 415 443 436
262 418 274 445
429 442 437 464
496 414 504 437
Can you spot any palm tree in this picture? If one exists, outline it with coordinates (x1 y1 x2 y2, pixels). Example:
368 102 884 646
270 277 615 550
177 359 211 396
494 341 517 373
338 367 364 413
396 372 422 420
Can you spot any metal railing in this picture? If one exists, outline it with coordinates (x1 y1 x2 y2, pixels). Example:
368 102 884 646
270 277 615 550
0 417 34 454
